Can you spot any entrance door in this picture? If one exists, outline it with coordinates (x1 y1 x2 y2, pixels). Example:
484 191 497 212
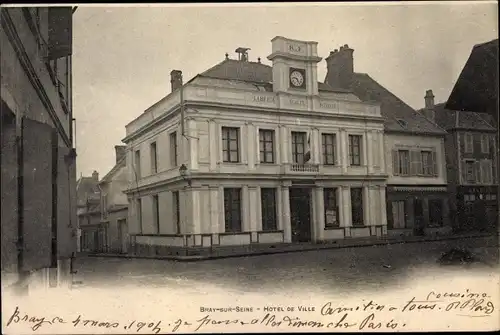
289 188 312 242
118 219 128 253
414 198 425 236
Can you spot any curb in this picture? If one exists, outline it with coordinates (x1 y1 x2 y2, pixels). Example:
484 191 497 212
86 233 497 262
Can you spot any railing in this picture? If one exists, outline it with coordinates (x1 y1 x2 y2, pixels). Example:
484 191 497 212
290 163 319 172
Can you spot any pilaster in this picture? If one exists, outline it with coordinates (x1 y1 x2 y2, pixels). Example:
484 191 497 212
314 186 325 241
367 131 374 174
282 186 291 243
340 128 348 173
242 185 250 232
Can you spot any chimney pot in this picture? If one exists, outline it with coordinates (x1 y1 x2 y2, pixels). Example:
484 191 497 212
424 89 435 109
170 70 183 93
344 44 349 48
225 52 229 59
92 170 99 182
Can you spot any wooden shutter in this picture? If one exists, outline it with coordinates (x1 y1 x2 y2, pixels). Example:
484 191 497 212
48 7 73 60
22 118 55 272
461 160 467 184
392 150 399 175
410 150 420 176
432 151 438 177
474 161 481 184
57 146 77 259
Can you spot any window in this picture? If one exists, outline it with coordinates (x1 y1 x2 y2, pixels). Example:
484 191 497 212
398 150 410 175
259 129 275 163
348 135 362 166
421 151 433 176
322 133 336 165
480 160 493 184
261 188 277 231
350 187 364 226
222 127 240 163
150 142 158 174
136 198 143 234
324 188 339 228
428 199 443 227
481 134 490 153
169 132 177 167
291 131 306 164
134 150 141 178
153 195 160 234
391 200 406 229
465 160 475 183
224 188 242 232
172 191 180 234
464 133 473 153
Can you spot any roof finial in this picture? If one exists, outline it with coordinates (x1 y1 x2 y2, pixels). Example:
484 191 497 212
257 57 261 63
225 52 229 60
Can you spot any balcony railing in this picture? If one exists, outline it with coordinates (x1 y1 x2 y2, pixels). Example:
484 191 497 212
290 163 319 172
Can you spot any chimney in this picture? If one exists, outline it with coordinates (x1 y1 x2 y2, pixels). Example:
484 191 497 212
170 70 183 92
92 170 99 182
423 89 436 123
425 89 435 109
324 44 354 90
114 145 126 164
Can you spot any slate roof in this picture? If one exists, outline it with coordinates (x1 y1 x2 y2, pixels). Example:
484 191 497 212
445 39 499 119
433 102 497 131
349 73 447 135
199 59 352 93
76 176 100 207
99 156 126 185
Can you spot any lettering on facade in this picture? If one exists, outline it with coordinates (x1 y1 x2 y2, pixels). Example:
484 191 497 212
320 101 338 109
288 44 302 53
290 99 306 106
252 95 276 103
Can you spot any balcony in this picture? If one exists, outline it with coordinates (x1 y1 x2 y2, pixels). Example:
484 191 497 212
290 163 319 173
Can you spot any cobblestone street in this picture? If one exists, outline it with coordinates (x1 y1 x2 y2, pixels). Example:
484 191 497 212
74 236 499 295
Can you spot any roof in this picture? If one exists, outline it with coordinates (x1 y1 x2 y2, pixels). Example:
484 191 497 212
76 176 100 207
348 73 447 135
199 58 353 94
99 156 126 185
445 39 498 118
433 102 497 131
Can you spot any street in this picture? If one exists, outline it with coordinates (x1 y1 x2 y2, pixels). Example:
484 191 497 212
74 236 499 294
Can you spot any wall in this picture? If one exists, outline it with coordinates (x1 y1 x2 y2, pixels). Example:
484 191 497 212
385 133 447 185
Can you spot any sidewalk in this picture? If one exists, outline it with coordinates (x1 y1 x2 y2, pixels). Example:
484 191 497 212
86 231 497 262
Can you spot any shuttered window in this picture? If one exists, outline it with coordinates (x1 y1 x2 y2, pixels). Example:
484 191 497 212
324 188 339 228
391 201 406 229
481 134 490 153
464 133 474 153
392 149 437 177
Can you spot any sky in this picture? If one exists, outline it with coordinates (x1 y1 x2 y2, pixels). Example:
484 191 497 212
72 2 498 178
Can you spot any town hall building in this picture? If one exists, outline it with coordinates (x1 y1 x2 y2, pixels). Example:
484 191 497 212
122 37 388 256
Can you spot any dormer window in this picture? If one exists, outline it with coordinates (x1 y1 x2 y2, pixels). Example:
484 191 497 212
396 119 408 129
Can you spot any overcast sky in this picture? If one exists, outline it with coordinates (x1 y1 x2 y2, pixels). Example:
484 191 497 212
72 2 498 178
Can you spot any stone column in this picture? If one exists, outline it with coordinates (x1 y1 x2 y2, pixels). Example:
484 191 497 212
342 185 351 237
340 128 348 173
379 131 385 173
187 118 198 170
256 187 263 231
282 186 292 243
312 127 320 164
218 186 225 233
242 124 248 165
379 186 388 235
363 131 369 169
363 185 371 226
255 126 261 166
208 119 217 171
366 131 374 174
314 186 325 242
242 185 250 232
209 186 220 235
277 185 283 231
280 125 289 164
247 123 255 170
248 187 258 232
190 189 201 234
337 186 344 228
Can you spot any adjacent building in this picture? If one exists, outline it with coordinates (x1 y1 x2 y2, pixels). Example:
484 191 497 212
76 171 102 252
123 37 388 256
1 7 77 289
98 145 129 254
431 101 498 232
325 50 451 237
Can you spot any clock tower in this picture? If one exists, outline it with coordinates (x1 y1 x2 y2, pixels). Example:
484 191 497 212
267 36 322 96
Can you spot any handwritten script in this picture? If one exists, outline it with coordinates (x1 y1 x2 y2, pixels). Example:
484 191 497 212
5 289 495 333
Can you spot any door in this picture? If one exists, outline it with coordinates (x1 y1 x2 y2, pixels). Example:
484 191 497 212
414 198 425 235
289 188 312 243
118 219 128 253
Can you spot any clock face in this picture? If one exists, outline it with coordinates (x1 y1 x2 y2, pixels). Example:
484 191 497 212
290 70 304 87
